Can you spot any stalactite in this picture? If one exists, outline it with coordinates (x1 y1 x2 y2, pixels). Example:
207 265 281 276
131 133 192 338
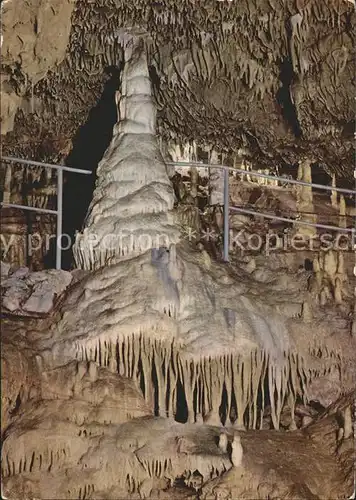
190 165 198 200
169 347 179 418
333 277 342 304
224 355 232 426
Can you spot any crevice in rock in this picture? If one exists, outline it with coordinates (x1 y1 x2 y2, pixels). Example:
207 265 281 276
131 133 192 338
44 66 122 270
276 57 302 138
9 392 22 418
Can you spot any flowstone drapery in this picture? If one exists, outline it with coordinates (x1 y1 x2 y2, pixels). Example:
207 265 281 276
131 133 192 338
32 43 352 432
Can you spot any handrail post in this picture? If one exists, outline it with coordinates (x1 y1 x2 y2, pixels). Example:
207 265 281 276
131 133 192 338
223 167 229 262
56 168 63 270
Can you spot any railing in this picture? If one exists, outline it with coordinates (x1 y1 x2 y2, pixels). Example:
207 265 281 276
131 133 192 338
0 156 92 270
167 162 356 262
0 157 354 268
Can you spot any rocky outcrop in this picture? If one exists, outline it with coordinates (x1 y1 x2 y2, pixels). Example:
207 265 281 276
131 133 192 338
2 388 353 499
1 265 72 315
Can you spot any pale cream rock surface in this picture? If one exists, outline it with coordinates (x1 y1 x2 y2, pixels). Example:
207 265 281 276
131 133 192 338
1 268 72 314
31 240 356 434
2 0 75 80
73 43 180 270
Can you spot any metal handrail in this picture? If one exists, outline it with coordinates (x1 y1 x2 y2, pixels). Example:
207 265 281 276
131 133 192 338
231 206 355 234
1 203 58 215
169 161 355 261
167 161 356 195
1 156 92 175
0 156 353 267
0 156 92 269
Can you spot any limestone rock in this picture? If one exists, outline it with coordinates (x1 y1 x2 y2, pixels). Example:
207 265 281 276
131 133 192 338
2 279 30 311
1 269 72 314
11 266 30 279
1 0 75 83
230 434 243 467
1 0 75 134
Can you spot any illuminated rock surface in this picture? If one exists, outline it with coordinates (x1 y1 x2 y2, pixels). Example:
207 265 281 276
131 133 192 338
1 2 355 499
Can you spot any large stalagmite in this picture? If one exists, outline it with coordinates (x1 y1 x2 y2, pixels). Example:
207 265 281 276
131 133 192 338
73 40 180 270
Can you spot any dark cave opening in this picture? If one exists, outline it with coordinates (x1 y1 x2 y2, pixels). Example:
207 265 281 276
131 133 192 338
151 357 160 416
175 378 188 423
304 258 313 271
138 357 146 398
43 66 122 270
276 58 302 139
230 387 238 424
219 383 228 425
311 164 332 187
9 392 22 417
148 65 161 93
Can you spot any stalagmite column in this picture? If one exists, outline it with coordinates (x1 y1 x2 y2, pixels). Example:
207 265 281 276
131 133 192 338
73 37 180 270
218 433 228 453
231 434 243 467
2 162 12 203
330 174 338 208
295 158 317 238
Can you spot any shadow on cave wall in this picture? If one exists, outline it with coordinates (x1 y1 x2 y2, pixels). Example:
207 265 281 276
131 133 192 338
276 58 302 139
44 66 122 270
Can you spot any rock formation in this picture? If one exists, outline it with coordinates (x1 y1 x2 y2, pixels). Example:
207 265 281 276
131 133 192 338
230 434 243 467
73 38 180 269
1 266 72 314
1 1 355 499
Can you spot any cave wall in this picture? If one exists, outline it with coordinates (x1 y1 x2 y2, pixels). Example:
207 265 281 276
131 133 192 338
1 0 355 180
1 0 75 134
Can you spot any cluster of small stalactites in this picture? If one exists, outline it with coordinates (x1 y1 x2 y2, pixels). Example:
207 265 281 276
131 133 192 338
71 330 309 431
308 249 347 307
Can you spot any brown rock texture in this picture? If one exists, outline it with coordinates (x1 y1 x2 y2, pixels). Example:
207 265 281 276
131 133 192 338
1 0 75 133
0 2 354 499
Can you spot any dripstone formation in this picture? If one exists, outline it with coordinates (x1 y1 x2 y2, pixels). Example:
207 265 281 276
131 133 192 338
1 3 355 500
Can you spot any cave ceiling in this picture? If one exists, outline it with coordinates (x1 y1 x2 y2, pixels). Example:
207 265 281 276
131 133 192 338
1 0 355 181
